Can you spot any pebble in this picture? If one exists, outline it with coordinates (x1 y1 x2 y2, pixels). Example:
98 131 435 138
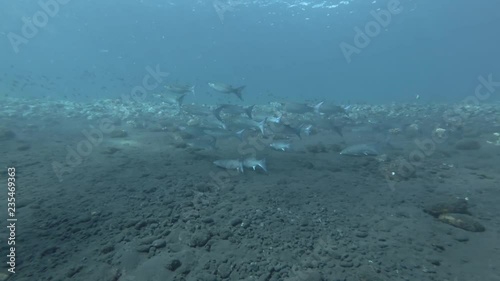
165 259 182 271
189 231 211 247
340 261 353 268
152 239 166 248
230 218 242 227
217 263 232 278
355 231 368 238
453 233 469 242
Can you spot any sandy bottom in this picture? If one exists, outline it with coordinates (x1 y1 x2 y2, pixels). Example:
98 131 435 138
1 121 500 281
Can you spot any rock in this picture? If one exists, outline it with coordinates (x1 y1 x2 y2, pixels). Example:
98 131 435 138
424 199 469 217
152 239 166 248
230 218 242 227
202 217 214 224
438 213 485 232
455 139 481 150
165 259 182 271
136 245 151 252
101 245 115 254
453 233 469 242
340 261 353 268
110 129 128 138
17 143 31 151
66 266 83 278
426 257 441 266
217 263 232 278
0 126 15 140
189 231 211 247
355 231 368 238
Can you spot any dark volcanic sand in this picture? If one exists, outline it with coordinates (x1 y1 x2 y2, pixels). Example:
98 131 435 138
1 120 500 281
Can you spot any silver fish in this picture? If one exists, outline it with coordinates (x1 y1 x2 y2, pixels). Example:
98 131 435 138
165 84 195 96
340 144 379 156
232 117 266 135
208 82 245 101
213 159 244 173
270 142 291 151
283 102 322 114
243 158 267 172
186 137 216 151
314 101 346 115
214 104 254 121
162 92 186 107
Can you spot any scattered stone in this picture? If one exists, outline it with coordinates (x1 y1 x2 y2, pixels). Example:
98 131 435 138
66 266 83 278
0 126 15 140
0 273 10 281
189 231 211 247
165 259 182 271
426 257 441 266
230 218 242 227
217 263 232 278
438 213 485 232
355 231 368 238
135 220 148 230
340 261 354 268
453 233 470 242
101 146 121 154
17 143 31 151
424 199 470 217
101 244 115 254
152 239 166 248
455 139 481 150
110 129 128 138
136 245 151 253
202 217 214 224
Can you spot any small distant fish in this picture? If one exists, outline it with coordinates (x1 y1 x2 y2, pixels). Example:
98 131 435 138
283 102 322 114
208 82 245 101
229 117 266 135
182 104 213 116
243 158 267 173
162 92 186 107
270 142 291 151
314 101 346 115
165 84 195 96
278 124 302 139
340 144 379 156
214 104 254 121
186 137 217 151
204 128 245 141
301 124 313 136
201 117 227 130
266 115 281 124
213 159 244 173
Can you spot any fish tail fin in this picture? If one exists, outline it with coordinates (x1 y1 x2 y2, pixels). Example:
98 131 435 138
235 129 246 141
258 118 267 135
214 105 224 122
245 105 255 119
233 86 245 101
314 101 324 114
333 125 343 137
176 94 186 107
239 161 244 173
260 158 268 173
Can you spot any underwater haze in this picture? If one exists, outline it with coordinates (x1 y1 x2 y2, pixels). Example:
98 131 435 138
1 0 500 280
1 0 500 104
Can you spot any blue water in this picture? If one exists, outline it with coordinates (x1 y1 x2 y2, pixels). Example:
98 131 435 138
1 0 499 104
